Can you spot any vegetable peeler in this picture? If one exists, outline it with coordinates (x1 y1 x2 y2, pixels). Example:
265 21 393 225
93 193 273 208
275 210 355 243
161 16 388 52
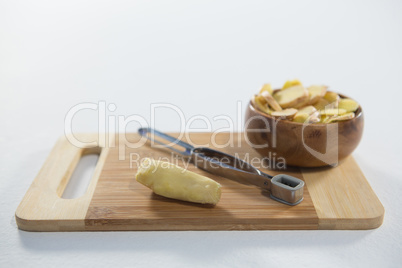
138 128 304 206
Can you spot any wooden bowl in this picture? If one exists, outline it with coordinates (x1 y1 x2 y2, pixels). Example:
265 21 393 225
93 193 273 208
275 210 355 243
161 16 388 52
244 94 364 167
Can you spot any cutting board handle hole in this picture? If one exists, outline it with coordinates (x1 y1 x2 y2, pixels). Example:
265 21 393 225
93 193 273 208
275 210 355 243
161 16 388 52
60 148 101 199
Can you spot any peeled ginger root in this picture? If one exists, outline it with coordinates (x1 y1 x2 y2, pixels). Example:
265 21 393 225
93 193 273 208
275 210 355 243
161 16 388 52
136 158 222 205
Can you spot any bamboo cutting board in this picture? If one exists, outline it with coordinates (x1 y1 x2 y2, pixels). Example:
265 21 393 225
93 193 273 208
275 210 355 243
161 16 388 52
15 133 384 231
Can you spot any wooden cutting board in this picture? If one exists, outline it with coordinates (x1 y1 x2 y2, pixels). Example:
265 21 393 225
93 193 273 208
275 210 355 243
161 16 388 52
15 133 384 231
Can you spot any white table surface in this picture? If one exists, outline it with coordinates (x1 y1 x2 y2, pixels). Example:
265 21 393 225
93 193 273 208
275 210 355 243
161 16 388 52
1 1 402 267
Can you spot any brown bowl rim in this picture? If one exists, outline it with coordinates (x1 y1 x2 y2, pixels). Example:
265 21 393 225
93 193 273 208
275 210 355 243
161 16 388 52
248 92 363 126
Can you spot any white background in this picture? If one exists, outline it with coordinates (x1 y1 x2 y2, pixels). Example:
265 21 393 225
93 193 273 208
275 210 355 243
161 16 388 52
1 0 402 267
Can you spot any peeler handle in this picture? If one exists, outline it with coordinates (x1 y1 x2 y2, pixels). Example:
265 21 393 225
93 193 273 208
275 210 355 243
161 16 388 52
191 147 273 189
138 128 194 157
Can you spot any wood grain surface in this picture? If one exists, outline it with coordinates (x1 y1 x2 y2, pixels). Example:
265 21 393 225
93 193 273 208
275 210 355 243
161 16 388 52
15 133 384 231
15 134 109 231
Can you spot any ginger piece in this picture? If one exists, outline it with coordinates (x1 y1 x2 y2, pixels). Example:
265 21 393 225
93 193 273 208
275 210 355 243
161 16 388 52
338 98 359 112
261 91 282 111
308 113 321 123
136 158 222 205
259 83 273 95
320 108 347 116
282 79 302 90
293 97 311 109
327 112 355 123
320 115 333 123
253 95 271 114
324 91 340 104
271 108 298 119
298 105 317 115
307 85 327 105
273 85 309 109
313 98 330 110
293 112 309 123
293 106 318 123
